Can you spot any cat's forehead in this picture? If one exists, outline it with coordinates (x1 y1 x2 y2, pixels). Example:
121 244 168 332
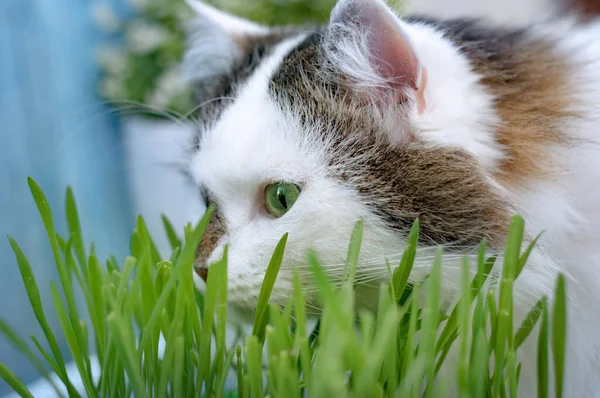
191 34 324 192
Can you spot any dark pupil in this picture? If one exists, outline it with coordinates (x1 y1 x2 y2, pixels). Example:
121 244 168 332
276 186 288 209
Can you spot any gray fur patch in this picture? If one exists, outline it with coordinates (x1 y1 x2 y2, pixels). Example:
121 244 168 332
191 27 315 126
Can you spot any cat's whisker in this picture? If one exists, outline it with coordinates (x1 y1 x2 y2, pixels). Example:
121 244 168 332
182 96 236 122
279 253 473 273
103 99 186 125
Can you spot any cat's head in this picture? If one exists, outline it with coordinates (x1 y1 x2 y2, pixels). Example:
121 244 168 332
184 0 512 315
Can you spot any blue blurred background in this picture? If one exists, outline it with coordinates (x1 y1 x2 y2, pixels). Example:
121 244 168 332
0 0 134 394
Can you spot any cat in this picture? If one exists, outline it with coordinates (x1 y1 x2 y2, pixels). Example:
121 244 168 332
180 0 600 396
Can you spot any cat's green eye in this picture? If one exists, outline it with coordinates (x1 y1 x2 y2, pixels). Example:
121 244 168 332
265 183 302 218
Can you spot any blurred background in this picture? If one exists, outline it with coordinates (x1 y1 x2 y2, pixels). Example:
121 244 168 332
0 0 576 395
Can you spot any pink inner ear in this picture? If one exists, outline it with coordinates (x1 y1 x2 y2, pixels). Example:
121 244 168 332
360 3 421 92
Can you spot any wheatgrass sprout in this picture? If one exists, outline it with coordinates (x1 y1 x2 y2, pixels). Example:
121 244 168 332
0 178 566 397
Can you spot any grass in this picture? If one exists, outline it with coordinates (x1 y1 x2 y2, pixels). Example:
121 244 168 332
0 178 567 397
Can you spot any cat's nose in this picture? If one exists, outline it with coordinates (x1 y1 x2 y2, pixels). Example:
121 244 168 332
196 267 208 283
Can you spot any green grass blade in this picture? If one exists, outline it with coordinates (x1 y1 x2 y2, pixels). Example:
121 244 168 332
537 297 549 398
457 257 471 395
198 249 227 395
436 252 495 354
135 215 162 265
343 219 363 285
236 345 244 398
0 361 34 398
390 219 419 303
173 336 185 398
516 232 543 279
552 275 567 398
27 180 88 376
308 252 335 307
214 245 230 393
161 214 183 250
0 320 65 397
87 254 106 361
27 178 64 277
29 336 60 379
492 215 524 397
65 187 87 278
107 312 147 398
293 270 312 389
216 347 237 398
245 336 264 398
7 236 77 395
252 233 288 343
515 297 545 349
420 249 442 395
468 328 488 398
50 283 96 397
139 207 214 352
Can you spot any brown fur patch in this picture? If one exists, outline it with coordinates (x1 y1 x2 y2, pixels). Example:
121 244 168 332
418 18 579 186
194 209 227 280
571 0 600 17
271 34 511 248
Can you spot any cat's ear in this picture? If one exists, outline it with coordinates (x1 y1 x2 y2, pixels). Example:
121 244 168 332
324 0 427 118
183 1 269 84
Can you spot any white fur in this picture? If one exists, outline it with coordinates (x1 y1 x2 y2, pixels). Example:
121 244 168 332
184 1 600 396
402 0 562 27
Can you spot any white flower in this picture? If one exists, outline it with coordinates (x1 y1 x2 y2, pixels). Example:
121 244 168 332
147 66 189 108
91 2 121 33
96 46 128 75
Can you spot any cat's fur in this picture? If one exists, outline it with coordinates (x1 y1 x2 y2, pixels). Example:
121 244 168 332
182 0 600 396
